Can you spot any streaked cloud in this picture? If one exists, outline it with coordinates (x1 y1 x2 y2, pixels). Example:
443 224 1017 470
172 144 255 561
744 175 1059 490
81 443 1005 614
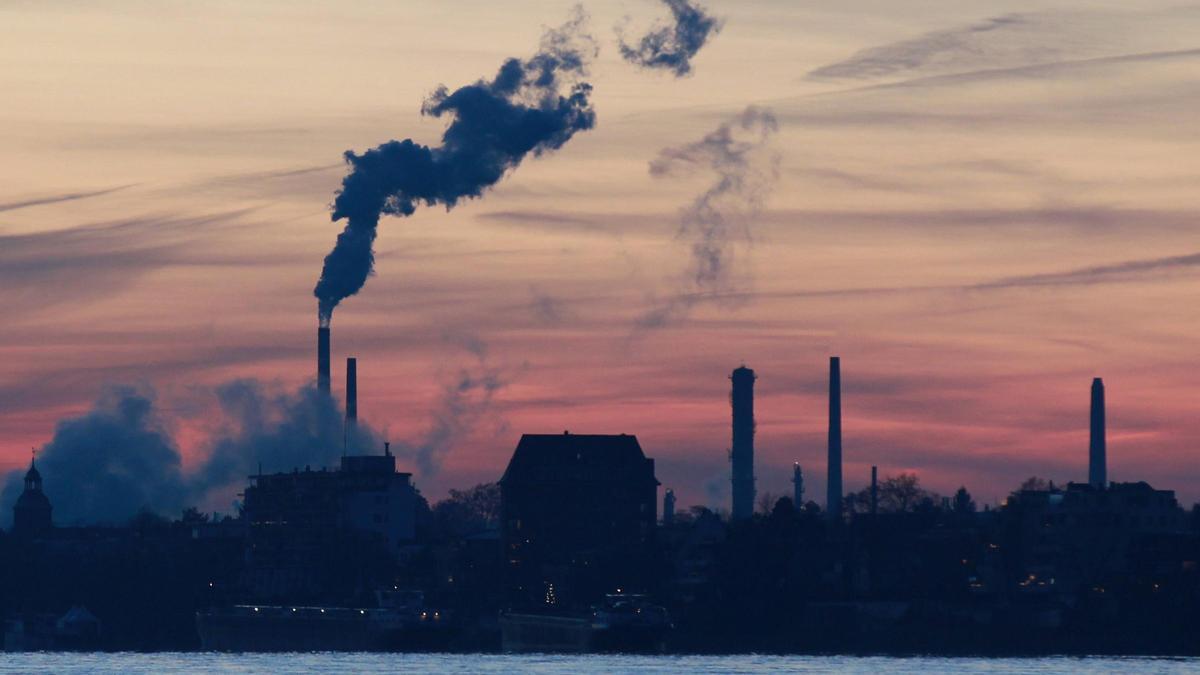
0 184 132 213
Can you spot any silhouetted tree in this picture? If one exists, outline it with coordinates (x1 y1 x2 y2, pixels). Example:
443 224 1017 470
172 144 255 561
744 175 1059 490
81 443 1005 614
431 482 500 539
757 491 778 515
1017 476 1051 492
844 473 940 514
179 506 210 525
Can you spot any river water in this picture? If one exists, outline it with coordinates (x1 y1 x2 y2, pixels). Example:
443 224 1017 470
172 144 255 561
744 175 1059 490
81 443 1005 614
1 654 1198 674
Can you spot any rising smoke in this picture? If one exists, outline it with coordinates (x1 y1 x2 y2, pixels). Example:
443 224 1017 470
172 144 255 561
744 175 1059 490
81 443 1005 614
1 358 506 525
187 380 381 497
637 105 780 328
314 9 598 325
0 386 188 526
618 0 723 77
395 352 508 477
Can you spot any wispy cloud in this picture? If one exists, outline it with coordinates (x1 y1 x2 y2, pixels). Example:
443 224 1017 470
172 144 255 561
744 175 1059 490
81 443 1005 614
807 13 1079 81
973 252 1200 290
0 185 132 213
0 209 260 314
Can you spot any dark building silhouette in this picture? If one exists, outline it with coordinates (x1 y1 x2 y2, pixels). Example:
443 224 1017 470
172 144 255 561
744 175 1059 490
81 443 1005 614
793 463 804 507
345 357 358 428
730 366 756 521
1004 480 1187 595
663 488 676 526
12 456 52 538
317 325 331 394
1089 377 1106 489
500 433 658 608
827 356 843 520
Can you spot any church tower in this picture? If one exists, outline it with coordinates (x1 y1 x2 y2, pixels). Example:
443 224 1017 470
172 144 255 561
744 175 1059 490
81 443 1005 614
13 455 52 538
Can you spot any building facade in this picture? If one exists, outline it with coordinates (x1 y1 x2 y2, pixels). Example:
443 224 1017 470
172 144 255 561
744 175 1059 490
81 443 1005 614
500 433 659 609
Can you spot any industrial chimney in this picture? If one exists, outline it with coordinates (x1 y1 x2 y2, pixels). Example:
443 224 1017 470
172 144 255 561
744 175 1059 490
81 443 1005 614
730 366 757 520
346 357 358 425
1089 377 1106 489
870 465 878 516
827 356 843 521
792 462 804 507
317 325 331 395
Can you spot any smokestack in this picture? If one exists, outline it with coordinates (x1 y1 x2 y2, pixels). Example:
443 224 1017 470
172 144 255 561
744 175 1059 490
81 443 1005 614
317 325 331 395
792 462 804 507
663 489 676 526
730 365 756 520
1089 377 1106 489
827 356 843 521
870 465 878 516
346 357 358 425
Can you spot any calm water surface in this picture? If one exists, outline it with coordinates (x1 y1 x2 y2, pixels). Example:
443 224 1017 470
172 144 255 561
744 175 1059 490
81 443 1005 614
1 654 1199 674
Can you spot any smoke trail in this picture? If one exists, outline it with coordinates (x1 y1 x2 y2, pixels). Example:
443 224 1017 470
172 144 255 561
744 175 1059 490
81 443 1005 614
636 105 780 329
0 382 379 526
618 0 723 77
1 358 510 524
0 386 188 526
314 9 598 324
189 380 382 496
391 338 509 477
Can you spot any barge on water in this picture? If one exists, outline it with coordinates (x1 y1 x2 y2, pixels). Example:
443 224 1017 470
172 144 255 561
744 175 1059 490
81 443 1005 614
500 594 671 653
196 590 452 652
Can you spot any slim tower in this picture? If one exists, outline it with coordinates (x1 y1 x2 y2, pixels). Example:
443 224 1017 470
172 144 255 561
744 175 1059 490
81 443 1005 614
870 465 878 516
663 489 676 526
792 463 804 507
346 357 358 425
827 356 843 520
317 325 331 395
1089 377 1106 489
730 366 757 520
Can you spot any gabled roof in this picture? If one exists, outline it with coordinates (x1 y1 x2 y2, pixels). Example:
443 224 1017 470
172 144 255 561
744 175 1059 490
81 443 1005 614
500 433 658 485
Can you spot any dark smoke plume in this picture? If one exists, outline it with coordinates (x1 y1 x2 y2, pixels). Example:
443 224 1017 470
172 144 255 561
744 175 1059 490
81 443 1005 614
618 0 723 77
636 106 780 328
314 9 597 324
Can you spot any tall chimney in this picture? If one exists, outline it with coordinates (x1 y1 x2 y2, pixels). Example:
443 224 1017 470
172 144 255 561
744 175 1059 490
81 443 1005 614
730 365 757 520
792 462 804 507
827 356 843 520
317 325 331 395
663 489 676 526
1089 377 1106 489
346 357 358 424
870 465 878 516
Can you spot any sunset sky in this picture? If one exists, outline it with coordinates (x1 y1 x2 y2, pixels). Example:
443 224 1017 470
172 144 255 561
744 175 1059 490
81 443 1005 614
3 0 1200 521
